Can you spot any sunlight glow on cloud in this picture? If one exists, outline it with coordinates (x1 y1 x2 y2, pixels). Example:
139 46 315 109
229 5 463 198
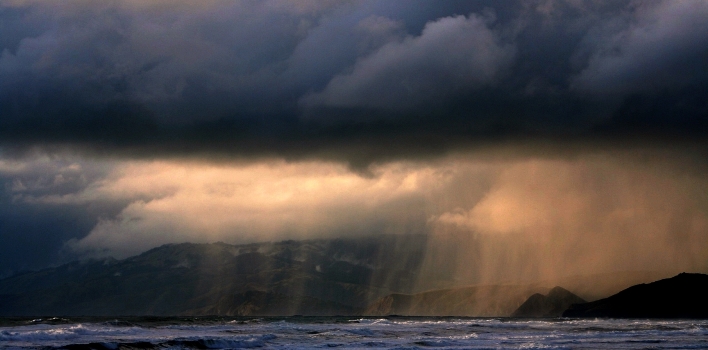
3 148 708 282
62 159 467 258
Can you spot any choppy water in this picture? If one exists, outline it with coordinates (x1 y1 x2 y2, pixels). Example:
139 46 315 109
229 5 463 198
1 316 707 349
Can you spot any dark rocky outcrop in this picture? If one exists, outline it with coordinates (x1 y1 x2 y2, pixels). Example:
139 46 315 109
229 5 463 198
511 286 586 317
563 273 708 318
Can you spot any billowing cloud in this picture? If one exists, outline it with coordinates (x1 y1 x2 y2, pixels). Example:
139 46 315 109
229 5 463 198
572 1 708 95
300 13 515 112
0 0 336 123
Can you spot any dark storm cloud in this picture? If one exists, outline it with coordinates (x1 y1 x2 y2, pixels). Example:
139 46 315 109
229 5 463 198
0 0 707 165
571 1 708 95
300 12 516 111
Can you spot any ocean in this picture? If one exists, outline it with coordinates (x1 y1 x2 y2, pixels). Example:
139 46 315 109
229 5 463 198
1 316 707 349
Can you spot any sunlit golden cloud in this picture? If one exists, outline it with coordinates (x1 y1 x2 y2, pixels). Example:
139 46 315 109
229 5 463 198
5 147 707 284
61 159 474 257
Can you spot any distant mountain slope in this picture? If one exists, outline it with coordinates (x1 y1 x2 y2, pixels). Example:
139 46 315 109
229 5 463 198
0 235 428 316
363 272 673 317
563 273 708 318
364 284 550 317
0 234 688 317
511 286 586 317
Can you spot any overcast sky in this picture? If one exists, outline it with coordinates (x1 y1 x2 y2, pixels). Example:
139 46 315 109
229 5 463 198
1 0 708 281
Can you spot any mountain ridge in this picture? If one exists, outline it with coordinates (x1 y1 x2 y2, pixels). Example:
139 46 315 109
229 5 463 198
0 236 427 316
0 237 695 317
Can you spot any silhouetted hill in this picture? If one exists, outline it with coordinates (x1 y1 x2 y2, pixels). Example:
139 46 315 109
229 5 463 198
536 271 674 302
363 272 671 317
0 235 427 316
563 273 708 318
511 286 586 317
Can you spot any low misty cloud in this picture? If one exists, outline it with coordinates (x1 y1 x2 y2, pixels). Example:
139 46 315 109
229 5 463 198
0 154 124 277
63 159 492 258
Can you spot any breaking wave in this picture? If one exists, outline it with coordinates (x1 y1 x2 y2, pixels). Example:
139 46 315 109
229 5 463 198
1 317 707 349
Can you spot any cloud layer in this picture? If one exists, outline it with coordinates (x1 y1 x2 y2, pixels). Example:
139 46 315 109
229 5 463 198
0 0 706 166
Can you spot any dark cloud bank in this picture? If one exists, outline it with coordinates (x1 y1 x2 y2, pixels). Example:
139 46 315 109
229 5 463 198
0 0 706 164
1 0 708 277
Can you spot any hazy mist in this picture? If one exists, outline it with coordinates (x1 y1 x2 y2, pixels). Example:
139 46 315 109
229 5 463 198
4 146 707 288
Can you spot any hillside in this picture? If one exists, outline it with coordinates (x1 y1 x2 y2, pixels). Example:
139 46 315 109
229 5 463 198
0 236 427 316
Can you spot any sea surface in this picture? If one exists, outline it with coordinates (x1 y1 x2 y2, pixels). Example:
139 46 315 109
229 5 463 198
1 316 707 349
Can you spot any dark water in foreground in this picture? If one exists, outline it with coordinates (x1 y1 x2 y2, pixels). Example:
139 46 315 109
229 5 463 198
1 316 707 349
